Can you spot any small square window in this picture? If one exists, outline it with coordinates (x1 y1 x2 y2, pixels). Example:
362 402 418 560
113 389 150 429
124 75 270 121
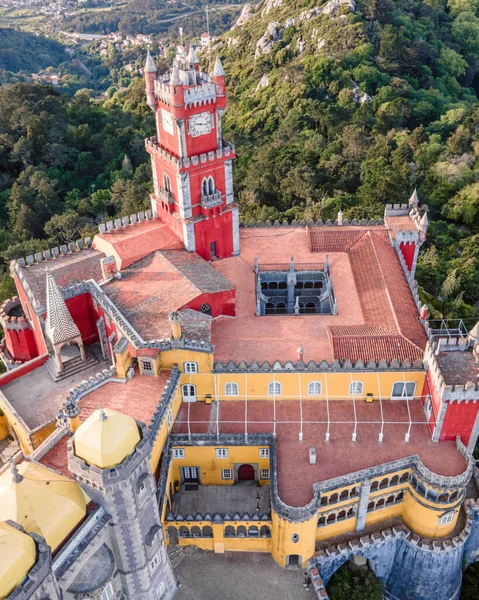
173 448 185 459
222 469 232 480
141 360 153 372
216 448 228 459
260 469 270 480
150 555 159 572
259 448 269 458
139 480 147 495
184 362 198 374
167 408 173 430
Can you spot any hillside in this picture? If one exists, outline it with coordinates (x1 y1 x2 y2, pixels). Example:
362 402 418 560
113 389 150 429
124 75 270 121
0 28 68 73
215 0 479 323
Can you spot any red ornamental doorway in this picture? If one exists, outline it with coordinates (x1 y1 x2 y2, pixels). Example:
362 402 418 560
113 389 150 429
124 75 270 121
238 464 255 481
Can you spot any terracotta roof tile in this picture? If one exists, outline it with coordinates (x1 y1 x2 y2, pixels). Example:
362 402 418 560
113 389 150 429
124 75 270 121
308 227 389 253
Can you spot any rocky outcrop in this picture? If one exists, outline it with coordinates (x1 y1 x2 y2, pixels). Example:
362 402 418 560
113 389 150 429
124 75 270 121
261 0 283 17
255 21 282 57
233 3 255 28
255 74 270 91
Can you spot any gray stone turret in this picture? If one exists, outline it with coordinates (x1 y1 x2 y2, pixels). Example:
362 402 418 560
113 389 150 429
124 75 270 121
68 420 177 600
6 523 61 600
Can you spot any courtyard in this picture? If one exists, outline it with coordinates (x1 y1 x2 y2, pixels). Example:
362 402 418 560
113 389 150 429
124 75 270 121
173 548 317 600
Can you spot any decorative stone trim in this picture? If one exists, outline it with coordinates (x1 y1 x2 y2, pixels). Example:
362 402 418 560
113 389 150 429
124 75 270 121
214 358 424 373
239 218 385 228
146 136 235 171
12 237 93 272
0 296 31 331
148 366 180 442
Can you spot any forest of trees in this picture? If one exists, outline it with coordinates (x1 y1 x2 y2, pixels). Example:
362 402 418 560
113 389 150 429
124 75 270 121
218 0 479 325
0 28 68 73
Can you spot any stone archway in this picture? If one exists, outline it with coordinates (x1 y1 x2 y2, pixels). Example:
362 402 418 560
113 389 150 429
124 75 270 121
55 337 86 372
238 464 255 481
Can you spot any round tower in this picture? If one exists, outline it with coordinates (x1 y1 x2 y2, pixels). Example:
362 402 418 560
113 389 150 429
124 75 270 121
68 408 177 600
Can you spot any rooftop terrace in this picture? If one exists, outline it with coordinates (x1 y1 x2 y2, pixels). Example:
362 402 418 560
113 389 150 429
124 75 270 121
172 398 466 507
211 227 426 364
436 350 479 386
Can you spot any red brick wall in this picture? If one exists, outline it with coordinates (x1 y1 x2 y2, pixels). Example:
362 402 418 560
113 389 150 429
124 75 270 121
66 293 98 345
182 289 235 317
440 401 479 446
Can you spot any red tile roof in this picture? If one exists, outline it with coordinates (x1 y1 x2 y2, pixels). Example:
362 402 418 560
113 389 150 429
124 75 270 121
93 220 183 270
104 250 232 341
385 215 417 237
308 227 390 253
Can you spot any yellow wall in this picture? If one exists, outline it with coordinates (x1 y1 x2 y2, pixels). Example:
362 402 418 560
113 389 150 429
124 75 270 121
271 509 317 568
150 383 183 474
315 515 357 542
181 371 426 402
401 487 459 537
170 444 271 486
160 350 213 373
0 415 8 441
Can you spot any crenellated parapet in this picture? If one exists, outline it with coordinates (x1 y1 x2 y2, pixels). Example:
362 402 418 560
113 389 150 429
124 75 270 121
425 342 479 403
145 136 235 171
240 218 384 228
148 365 180 442
0 297 31 331
97 208 153 234
214 357 425 373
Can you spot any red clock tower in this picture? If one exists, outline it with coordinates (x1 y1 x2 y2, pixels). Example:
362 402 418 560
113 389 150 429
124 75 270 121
144 47 240 261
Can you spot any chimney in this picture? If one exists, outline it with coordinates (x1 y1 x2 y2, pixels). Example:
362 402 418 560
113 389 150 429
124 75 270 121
337 210 343 225
169 311 182 340
297 346 304 361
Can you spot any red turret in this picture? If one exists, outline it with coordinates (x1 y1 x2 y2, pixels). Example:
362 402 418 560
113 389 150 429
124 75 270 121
145 49 239 260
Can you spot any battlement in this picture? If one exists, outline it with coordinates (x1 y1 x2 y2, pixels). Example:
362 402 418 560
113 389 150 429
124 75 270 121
0 296 31 330
12 236 93 273
145 136 235 170
97 209 153 235
240 218 385 228
214 357 425 373
385 203 410 216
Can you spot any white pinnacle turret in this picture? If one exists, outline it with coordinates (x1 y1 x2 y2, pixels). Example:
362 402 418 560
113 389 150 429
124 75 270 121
419 209 429 232
187 44 200 65
213 55 225 77
170 63 181 86
408 188 419 210
144 50 157 73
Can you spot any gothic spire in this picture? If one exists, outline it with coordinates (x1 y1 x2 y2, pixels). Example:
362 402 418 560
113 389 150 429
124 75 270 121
144 50 157 73
45 267 81 345
213 55 225 77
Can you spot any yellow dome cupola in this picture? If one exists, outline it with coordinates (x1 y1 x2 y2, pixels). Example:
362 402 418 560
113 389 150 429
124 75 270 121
0 521 36 600
74 407 141 469
0 462 87 552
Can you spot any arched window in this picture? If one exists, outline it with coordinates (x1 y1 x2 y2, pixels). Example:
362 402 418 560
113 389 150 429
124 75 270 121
200 303 212 315
391 382 417 399
225 382 239 396
182 384 196 402
202 178 208 196
268 381 281 396
308 381 322 396
184 362 198 374
349 381 363 395
163 174 171 192
208 176 215 195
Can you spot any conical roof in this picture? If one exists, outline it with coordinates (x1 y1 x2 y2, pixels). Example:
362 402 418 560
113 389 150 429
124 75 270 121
74 407 141 469
0 462 87 551
419 209 429 231
0 522 36 600
213 55 225 77
170 63 181 86
187 44 199 64
144 50 157 73
409 188 419 208
469 321 479 341
44 268 81 345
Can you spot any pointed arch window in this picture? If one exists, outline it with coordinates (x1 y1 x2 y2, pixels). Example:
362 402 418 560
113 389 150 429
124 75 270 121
208 176 215 195
202 178 208 196
163 174 171 192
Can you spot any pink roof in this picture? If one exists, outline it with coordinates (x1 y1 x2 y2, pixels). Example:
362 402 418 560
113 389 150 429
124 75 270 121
93 220 183 270
211 227 426 364
173 399 467 507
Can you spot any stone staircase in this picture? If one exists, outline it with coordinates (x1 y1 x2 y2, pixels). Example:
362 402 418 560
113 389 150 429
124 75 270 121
45 347 99 382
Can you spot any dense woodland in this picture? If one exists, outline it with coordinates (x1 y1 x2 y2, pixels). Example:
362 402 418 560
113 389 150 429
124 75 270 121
219 0 479 326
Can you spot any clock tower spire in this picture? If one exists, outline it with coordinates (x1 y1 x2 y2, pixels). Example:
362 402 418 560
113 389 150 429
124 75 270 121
145 48 239 260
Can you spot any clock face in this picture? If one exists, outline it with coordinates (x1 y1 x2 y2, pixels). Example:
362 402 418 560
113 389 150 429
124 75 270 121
189 111 213 137
161 108 174 135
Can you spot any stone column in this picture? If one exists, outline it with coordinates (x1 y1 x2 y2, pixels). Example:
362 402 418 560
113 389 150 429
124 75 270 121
355 479 371 532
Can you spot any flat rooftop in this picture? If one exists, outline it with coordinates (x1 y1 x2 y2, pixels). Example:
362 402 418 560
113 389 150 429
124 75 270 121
0 345 108 430
40 369 172 476
211 227 426 364
172 484 270 516
436 350 479 386
172 399 466 508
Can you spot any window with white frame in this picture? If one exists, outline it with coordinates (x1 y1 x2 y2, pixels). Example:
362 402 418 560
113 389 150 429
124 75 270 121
349 381 363 395
216 448 228 459
308 381 322 396
222 469 232 480
391 381 417 399
173 448 185 459
141 359 153 373
150 554 159 572
268 381 281 396
167 408 173 430
182 384 196 402
259 448 269 458
184 362 198 374
424 396 432 420
101 583 114 600
439 511 455 525
225 382 239 396
260 469 270 480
